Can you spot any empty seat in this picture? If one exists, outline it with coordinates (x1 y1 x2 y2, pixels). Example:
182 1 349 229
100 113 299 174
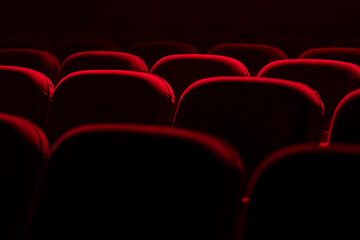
0 113 49 240
127 41 199 69
54 38 121 63
328 89 360 144
299 47 360 66
255 35 322 58
23 123 246 240
0 66 53 126
239 144 360 240
183 33 243 53
44 70 175 144
208 43 288 76
174 77 324 173
0 49 60 83
150 54 249 103
57 51 148 84
258 59 360 134
0 37 53 52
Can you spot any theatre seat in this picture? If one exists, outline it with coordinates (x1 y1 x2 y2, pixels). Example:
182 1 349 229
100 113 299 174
54 38 121 63
0 66 53 126
0 113 49 240
299 47 360 66
23 124 246 240
151 54 249 104
255 35 322 58
239 144 360 240
208 43 288 76
127 41 198 69
0 49 60 83
328 89 360 144
174 77 324 173
258 59 360 135
57 51 148 84
44 70 175 144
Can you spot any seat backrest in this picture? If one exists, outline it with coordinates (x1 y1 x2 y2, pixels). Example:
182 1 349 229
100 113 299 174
151 54 249 104
54 38 121 63
328 89 360 144
0 113 49 240
174 77 324 173
208 43 288 76
299 47 360 66
239 144 360 240
57 51 148 85
255 35 322 58
127 41 198 69
44 70 175 144
0 49 60 83
0 66 53 126
24 124 246 240
258 59 360 130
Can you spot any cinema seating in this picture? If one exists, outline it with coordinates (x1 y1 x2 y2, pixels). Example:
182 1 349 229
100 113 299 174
23 123 246 240
0 113 49 240
328 89 360 144
173 77 324 173
57 51 148 84
127 41 198 69
0 66 53 126
239 144 360 240
258 59 360 137
207 43 288 76
43 70 175 144
299 47 360 66
54 38 121 63
150 54 249 103
0 49 60 83
255 35 322 58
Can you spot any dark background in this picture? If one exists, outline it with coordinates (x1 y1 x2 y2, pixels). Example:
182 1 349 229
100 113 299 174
0 0 359 40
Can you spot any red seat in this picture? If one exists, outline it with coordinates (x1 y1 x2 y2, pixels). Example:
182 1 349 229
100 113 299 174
299 47 360 66
54 38 121 63
239 144 360 240
0 66 53 126
44 70 175 144
24 124 245 240
174 77 324 173
255 35 322 58
151 54 249 103
57 51 148 84
127 41 198 69
0 49 60 83
258 59 360 134
208 43 288 76
0 113 49 240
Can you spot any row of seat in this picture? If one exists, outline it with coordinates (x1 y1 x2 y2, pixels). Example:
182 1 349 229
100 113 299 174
1 111 359 240
3 33 360 62
1 63 360 170
2 45 360 87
